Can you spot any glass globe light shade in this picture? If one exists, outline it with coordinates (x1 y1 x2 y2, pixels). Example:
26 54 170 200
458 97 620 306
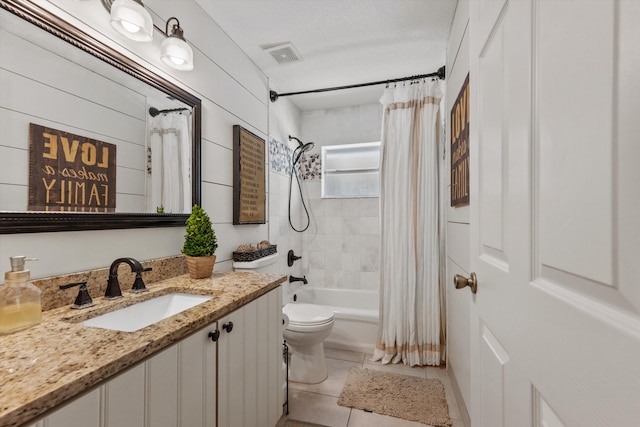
110 0 153 42
161 36 194 71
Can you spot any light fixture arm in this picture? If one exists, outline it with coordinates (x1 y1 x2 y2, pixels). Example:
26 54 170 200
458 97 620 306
164 17 185 40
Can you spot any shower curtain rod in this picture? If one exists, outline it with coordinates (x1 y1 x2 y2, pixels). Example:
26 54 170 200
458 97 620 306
269 65 445 102
148 107 190 117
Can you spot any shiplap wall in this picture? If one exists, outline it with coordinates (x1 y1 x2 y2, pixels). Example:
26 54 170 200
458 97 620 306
0 0 274 277
0 19 149 212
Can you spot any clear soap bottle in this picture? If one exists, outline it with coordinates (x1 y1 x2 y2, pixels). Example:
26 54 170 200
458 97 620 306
0 256 42 335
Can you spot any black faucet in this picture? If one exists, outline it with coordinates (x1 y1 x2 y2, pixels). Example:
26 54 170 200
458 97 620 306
289 275 308 285
105 257 144 299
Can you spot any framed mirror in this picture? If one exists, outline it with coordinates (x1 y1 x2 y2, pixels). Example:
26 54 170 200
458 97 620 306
0 0 201 234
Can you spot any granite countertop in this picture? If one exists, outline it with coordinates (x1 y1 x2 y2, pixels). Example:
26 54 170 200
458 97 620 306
0 271 286 427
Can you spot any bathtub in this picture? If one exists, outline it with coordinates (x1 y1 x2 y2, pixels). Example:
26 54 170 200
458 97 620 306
289 287 379 354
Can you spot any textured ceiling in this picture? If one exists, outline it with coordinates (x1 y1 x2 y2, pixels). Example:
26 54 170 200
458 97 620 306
197 0 457 111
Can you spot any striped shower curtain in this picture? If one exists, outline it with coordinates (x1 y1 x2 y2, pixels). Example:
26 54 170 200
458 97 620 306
373 80 444 366
147 112 191 213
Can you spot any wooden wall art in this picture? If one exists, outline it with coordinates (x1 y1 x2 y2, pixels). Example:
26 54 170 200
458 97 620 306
233 125 266 224
451 73 470 207
28 123 116 212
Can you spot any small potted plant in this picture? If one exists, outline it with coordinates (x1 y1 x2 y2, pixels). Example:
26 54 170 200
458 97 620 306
182 204 218 279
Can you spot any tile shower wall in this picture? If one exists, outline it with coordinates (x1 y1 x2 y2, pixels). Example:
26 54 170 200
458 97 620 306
298 104 383 290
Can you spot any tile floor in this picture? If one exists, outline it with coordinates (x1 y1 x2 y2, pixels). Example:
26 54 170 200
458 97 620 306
276 348 465 427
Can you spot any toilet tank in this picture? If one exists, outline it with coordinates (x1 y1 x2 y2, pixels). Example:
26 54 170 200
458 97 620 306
232 253 279 273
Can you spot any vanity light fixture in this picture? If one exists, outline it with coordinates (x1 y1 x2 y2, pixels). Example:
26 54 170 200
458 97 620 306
108 0 153 42
160 17 194 71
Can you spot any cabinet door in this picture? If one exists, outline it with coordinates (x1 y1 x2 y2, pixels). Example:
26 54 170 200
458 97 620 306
218 286 283 427
103 363 145 426
259 285 284 425
147 324 217 427
147 344 179 427
42 387 101 427
179 325 217 427
217 305 245 427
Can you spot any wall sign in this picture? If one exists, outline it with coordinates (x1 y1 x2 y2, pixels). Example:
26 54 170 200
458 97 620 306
451 73 470 207
28 123 116 212
233 125 266 224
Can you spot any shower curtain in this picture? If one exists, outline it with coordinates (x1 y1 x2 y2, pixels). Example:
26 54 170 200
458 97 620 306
373 80 443 366
147 112 191 213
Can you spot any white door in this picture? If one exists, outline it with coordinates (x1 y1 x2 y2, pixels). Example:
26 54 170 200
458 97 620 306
467 0 640 425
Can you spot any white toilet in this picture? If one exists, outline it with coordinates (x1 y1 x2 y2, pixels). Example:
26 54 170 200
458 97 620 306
283 302 335 384
232 253 335 384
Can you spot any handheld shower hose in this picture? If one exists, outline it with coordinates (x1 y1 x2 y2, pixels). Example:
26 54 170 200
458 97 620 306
288 135 315 232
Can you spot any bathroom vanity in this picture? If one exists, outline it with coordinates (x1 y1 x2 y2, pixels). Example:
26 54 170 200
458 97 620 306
0 271 286 427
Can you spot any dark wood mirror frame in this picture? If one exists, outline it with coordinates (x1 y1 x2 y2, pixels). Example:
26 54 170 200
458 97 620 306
0 0 201 234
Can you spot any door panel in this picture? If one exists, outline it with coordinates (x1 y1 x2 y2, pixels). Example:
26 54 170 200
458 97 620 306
617 0 640 312
479 323 509 427
478 19 507 269
536 0 614 288
533 389 566 427
476 0 507 49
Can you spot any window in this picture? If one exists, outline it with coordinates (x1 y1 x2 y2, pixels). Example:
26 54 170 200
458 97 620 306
321 142 381 198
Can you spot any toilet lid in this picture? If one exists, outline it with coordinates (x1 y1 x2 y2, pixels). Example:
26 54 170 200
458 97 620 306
283 303 334 326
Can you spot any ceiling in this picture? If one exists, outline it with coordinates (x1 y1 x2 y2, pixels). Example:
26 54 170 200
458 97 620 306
198 0 458 111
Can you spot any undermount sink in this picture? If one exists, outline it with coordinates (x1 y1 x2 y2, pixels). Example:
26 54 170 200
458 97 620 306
83 293 212 332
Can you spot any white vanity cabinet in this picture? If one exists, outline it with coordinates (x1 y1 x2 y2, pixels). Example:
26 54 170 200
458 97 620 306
217 285 283 427
28 286 282 427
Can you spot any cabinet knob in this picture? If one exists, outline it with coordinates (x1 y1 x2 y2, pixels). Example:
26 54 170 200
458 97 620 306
222 322 234 333
208 330 220 342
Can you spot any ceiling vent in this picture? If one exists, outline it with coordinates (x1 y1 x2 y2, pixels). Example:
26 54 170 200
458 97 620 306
264 42 302 64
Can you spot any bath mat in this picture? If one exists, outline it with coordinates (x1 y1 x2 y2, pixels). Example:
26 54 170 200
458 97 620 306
285 420 331 427
337 367 451 426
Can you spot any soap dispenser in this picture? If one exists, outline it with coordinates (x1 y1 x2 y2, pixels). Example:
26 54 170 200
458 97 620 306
0 256 42 335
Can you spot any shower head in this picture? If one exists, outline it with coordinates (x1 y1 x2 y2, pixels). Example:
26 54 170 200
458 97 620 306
289 135 315 165
301 142 315 153
289 136 315 166
289 135 315 152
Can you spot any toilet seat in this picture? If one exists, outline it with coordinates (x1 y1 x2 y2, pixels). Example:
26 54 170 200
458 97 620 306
283 303 334 327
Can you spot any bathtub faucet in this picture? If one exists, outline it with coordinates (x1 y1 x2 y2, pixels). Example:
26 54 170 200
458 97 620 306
289 275 308 285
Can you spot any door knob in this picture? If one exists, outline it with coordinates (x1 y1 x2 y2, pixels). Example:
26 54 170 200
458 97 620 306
454 272 477 294
222 322 234 333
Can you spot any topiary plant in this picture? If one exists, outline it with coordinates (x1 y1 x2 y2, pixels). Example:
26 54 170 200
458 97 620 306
182 205 218 257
